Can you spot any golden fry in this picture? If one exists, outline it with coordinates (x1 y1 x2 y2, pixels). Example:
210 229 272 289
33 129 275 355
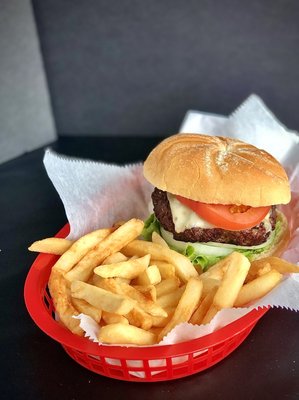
65 219 144 282
190 287 217 325
213 252 250 309
234 270 283 307
52 228 112 273
156 286 185 309
97 278 167 318
94 255 150 279
71 281 135 315
133 284 157 302
153 261 176 279
28 237 73 255
102 252 128 264
158 278 203 342
71 297 102 323
248 256 299 281
48 269 83 335
155 277 180 298
99 323 157 345
134 264 162 286
101 311 129 325
122 240 198 282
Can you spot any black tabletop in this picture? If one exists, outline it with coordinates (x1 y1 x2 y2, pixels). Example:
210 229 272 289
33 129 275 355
1 136 299 400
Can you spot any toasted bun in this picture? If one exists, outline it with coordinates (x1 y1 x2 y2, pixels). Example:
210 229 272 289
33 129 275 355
143 133 291 207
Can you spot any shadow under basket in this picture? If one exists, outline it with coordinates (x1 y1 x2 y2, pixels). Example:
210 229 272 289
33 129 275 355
24 224 268 382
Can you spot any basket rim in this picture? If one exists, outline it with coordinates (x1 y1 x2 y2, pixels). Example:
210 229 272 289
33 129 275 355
24 223 268 359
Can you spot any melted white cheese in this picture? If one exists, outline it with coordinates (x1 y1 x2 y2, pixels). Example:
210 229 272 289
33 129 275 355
167 193 215 232
167 193 272 233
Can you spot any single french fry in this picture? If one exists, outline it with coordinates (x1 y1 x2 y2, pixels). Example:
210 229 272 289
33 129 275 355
99 323 157 345
155 277 180 298
248 256 299 281
71 281 135 315
156 286 185 309
122 240 198 282
48 270 83 335
28 237 73 255
213 252 250 309
102 252 128 264
94 255 150 279
153 261 176 279
234 270 283 307
158 278 203 342
189 287 217 325
151 231 169 248
71 297 102 323
65 219 144 282
51 228 112 273
134 265 162 286
101 311 129 325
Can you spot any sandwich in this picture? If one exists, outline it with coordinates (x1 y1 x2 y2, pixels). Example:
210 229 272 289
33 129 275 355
142 133 290 271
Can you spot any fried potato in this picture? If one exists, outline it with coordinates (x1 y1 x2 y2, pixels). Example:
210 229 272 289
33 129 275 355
122 240 198 282
248 256 299 281
156 285 185 309
71 281 135 315
200 277 221 297
189 287 217 325
155 277 180 298
65 219 144 282
133 284 157 302
71 297 102 323
99 323 157 345
134 264 162 286
213 252 250 309
200 253 236 281
97 278 167 318
94 255 150 279
101 311 129 325
28 237 73 255
202 252 250 324
102 252 128 264
234 270 283 307
125 307 153 330
48 269 83 335
153 261 176 279
158 278 203 342
52 228 112 273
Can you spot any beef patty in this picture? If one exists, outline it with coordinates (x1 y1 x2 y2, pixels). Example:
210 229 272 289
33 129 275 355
152 188 277 246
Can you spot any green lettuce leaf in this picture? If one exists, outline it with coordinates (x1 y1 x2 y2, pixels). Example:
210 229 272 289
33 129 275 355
142 214 283 272
141 214 161 241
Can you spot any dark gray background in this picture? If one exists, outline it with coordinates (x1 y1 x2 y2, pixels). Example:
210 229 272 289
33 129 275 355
32 0 299 136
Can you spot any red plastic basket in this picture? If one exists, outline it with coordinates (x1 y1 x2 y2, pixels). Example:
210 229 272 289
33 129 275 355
24 224 268 382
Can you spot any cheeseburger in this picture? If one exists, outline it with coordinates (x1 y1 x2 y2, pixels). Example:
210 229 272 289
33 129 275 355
143 133 290 271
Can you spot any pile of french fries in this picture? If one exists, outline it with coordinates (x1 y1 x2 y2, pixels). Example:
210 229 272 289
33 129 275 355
29 218 299 346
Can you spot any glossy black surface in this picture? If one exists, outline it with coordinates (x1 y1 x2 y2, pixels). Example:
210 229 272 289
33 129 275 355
1 136 299 399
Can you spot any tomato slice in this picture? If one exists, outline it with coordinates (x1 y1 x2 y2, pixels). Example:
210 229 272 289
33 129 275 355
175 195 271 231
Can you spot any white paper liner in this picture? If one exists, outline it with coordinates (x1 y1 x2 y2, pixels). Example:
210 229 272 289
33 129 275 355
43 94 299 376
